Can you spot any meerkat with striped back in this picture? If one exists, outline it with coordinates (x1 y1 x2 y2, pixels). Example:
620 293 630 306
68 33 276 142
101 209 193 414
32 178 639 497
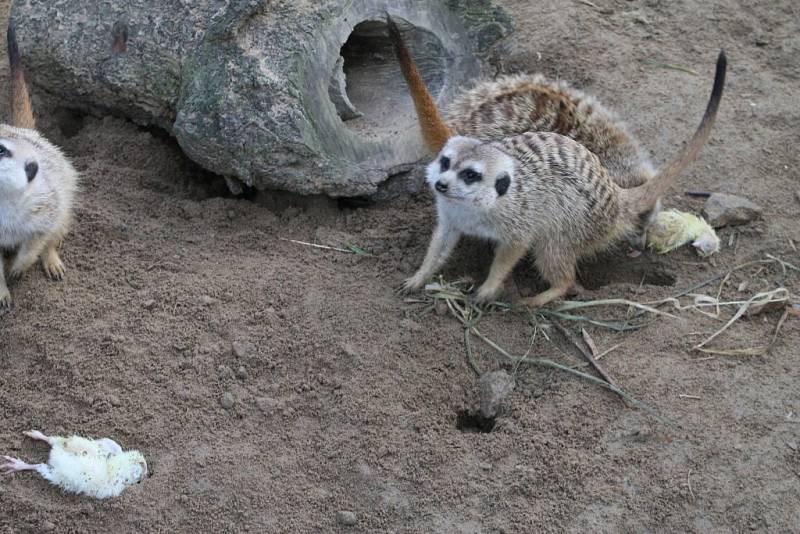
387 14 726 305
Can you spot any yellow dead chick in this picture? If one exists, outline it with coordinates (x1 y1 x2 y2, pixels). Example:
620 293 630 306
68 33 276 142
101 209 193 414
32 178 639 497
647 209 720 257
1 430 147 499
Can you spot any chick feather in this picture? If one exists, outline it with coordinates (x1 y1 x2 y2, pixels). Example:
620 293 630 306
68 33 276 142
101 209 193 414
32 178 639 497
646 209 720 257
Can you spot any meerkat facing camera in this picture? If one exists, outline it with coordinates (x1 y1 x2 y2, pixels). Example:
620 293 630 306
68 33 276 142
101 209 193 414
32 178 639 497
0 22 78 307
387 15 725 304
386 15 712 251
404 55 725 306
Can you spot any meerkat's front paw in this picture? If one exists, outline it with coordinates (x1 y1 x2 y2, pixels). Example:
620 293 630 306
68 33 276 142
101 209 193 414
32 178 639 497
399 274 427 294
42 254 66 281
0 286 11 309
472 283 501 305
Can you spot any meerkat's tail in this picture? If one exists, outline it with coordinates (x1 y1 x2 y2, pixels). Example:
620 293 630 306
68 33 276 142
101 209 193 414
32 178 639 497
7 21 35 129
386 14 452 152
630 51 726 210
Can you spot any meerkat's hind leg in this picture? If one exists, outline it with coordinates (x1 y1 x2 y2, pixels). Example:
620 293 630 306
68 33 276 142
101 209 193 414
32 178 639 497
402 223 461 293
516 277 575 308
516 246 577 309
473 243 528 304
7 236 48 280
40 239 66 281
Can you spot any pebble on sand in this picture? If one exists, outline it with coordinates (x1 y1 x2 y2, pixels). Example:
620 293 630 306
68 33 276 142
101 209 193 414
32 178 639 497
336 511 358 526
703 193 762 228
220 392 235 410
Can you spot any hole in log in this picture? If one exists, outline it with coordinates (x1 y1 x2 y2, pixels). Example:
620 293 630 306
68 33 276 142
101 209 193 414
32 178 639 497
334 18 447 140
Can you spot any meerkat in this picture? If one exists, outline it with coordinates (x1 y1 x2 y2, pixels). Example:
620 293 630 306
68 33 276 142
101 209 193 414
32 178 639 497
2 430 147 499
387 15 712 248
0 22 78 308
402 56 725 306
387 15 725 304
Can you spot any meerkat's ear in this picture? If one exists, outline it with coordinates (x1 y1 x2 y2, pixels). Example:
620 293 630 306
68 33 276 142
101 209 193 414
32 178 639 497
495 173 511 197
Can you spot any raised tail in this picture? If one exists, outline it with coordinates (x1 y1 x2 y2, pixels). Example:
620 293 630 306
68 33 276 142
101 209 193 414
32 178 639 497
630 51 726 210
7 21 35 129
386 14 452 152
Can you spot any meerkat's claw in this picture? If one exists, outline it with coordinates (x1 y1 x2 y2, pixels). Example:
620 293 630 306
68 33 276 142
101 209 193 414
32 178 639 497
0 288 11 309
472 284 501 306
399 275 425 295
43 256 66 281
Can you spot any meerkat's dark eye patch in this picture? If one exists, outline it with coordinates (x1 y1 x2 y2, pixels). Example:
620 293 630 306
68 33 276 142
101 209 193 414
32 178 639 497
495 173 511 196
0 145 8 158
458 168 482 184
440 156 450 172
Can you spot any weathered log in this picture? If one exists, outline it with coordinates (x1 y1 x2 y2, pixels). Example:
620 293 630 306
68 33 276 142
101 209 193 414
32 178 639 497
12 0 513 196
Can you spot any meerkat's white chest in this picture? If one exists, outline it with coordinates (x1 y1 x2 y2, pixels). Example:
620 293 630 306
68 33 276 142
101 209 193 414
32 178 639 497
0 196 47 247
437 198 501 242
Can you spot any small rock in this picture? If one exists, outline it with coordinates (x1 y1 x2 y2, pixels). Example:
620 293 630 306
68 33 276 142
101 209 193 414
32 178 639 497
478 370 515 419
794 191 800 204
703 193 762 228
745 299 786 318
256 397 280 414
236 366 249 379
737 280 749 292
336 511 358 526
479 462 492 471
341 342 359 358
399 318 422 332
107 394 121 407
197 295 217 306
787 440 798 451
42 521 56 531
231 341 247 358
179 494 189 504
220 392 235 410
143 299 156 310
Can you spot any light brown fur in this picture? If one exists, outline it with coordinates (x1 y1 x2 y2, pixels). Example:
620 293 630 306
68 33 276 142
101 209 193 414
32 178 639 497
392 18 726 305
0 23 78 308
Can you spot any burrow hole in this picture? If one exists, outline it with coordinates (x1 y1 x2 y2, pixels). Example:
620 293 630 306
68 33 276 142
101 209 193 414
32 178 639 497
333 18 447 139
456 409 496 434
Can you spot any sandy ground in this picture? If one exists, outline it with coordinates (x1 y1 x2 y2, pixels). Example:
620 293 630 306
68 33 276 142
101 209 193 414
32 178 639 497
1 0 799 532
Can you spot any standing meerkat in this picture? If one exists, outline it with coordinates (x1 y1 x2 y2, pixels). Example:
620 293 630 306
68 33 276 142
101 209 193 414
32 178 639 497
387 15 714 250
0 22 78 308
414 66 722 307
387 16 726 305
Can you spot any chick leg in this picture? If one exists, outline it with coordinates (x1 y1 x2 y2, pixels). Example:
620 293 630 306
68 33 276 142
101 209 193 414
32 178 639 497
1 456 54 481
24 430 56 447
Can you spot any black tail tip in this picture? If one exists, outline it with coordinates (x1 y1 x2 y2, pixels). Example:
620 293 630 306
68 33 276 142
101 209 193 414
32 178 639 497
7 20 17 53
385 12 399 34
716 49 727 72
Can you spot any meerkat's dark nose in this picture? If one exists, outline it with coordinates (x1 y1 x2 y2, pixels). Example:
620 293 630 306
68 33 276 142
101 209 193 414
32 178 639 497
435 181 448 193
25 161 38 182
